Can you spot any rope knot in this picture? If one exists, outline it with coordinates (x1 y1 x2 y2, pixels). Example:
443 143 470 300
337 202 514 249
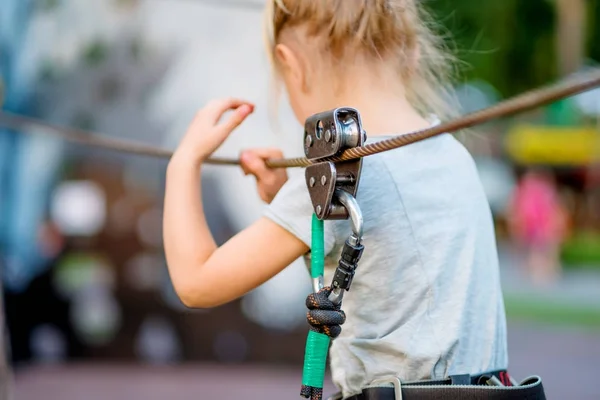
305 286 346 338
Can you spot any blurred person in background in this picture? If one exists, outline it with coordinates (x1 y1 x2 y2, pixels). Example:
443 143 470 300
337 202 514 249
507 169 569 286
1 0 66 300
3 219 83 365
1 0 70 377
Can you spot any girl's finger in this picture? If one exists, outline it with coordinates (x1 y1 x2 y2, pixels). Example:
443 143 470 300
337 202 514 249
218 104 254 134
240 151 269 177
204 98 254 123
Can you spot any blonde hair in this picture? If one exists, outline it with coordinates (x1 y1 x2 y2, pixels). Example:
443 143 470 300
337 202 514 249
264 0 458 122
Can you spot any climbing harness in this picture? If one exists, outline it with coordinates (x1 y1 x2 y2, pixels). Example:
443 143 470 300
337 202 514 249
331 373 546 400
300 108 366 400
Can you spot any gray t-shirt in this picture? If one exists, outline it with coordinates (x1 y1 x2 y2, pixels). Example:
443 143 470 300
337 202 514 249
264 132 508 398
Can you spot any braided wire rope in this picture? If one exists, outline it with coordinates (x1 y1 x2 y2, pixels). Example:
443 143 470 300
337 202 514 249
1 70 599 167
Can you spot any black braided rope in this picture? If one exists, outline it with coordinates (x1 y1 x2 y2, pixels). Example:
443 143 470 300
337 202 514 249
300 385 323 400
300 287 346 400
305 287 346 339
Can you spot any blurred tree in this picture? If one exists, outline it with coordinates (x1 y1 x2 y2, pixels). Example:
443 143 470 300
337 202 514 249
556 0 586 76
544 0 588 126
36 0 61 12
82 40 109 67
587 0 600 64
428 0 556 97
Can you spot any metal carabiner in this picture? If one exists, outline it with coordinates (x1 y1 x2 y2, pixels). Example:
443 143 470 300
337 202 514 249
328 189 364 305
335 190 363 245
312 273 324 294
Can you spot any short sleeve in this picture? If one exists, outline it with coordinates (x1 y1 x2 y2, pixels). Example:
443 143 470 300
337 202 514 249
264 170 336 255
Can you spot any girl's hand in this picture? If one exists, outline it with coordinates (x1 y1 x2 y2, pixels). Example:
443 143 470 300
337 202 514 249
173 98 254 166
240 148 288 204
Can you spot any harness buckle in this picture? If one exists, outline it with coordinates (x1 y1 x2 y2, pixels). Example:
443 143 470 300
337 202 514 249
304 108 366 220
449 374 471 385
369 376 403 400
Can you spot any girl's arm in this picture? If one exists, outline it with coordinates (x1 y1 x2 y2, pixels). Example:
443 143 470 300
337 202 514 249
163 98 308 308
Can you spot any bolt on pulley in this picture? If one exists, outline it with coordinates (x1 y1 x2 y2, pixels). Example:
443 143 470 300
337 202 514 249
303 107 365 221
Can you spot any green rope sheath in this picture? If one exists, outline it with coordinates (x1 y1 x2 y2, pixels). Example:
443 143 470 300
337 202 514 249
310 214 325 279
302 331 330 387
301 214 330 398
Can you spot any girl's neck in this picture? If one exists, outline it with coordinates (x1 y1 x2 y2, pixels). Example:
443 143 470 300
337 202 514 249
314 70 432 137
334 92 431 137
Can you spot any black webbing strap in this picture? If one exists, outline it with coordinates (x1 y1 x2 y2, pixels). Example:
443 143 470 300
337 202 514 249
345 376 545 400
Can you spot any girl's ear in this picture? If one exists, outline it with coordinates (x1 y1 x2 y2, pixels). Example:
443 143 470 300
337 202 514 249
274 43 307 93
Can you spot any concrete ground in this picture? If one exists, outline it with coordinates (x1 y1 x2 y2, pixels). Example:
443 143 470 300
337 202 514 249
12 322 600 400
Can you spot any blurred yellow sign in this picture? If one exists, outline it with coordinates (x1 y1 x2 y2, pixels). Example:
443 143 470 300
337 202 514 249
505 125 600 165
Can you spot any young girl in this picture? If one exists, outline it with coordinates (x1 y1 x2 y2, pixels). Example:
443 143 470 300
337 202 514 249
163 1 508 398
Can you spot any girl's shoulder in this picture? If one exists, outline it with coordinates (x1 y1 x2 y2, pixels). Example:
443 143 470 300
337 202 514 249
264 170 337 254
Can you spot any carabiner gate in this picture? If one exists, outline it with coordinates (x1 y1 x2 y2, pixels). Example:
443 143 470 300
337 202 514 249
329 190 364 305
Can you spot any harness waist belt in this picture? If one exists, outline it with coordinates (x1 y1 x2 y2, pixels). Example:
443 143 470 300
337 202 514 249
344 371 546 400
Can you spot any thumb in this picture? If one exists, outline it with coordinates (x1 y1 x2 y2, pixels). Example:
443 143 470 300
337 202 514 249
218 104 254 134
240 151 268 177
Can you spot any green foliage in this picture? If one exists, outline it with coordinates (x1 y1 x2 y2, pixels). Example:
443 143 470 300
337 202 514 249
427 0 557 97
505 295 600 329
37 0 60 12
82 40 109 67
38 60 60 83
71 110 96 131
561 232 600 268
587 0 600 64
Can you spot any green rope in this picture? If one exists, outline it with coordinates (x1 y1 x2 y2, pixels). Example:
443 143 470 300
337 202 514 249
310 214 325 279
301 214 330 399
302 330 330 387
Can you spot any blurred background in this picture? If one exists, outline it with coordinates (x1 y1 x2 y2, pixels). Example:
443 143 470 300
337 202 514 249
0 0 599 399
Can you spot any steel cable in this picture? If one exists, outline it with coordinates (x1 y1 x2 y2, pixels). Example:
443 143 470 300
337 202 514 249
1 70 599 168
